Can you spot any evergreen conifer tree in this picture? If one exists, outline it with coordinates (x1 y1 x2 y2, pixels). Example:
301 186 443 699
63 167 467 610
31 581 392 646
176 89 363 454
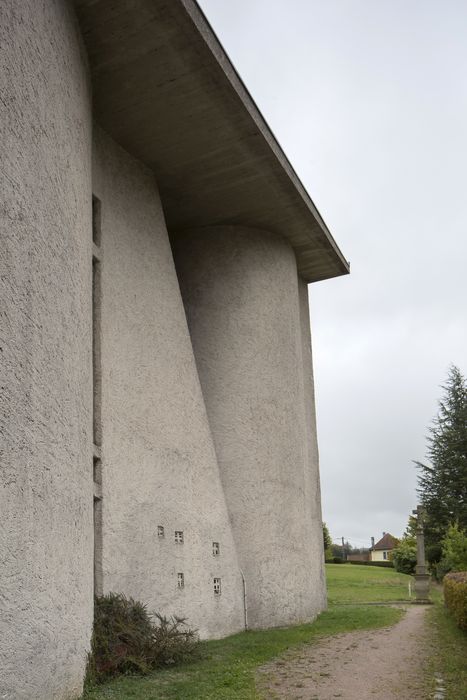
415 365 467 548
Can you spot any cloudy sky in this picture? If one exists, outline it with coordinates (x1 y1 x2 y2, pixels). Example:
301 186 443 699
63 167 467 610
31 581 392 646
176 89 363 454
198 0 467 548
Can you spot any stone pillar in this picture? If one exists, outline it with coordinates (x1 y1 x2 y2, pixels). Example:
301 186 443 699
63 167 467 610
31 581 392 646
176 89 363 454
412 505 431 603
172 225 326 629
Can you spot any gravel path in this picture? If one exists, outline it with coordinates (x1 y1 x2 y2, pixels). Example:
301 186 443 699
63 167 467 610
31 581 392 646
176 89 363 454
256 605 430 700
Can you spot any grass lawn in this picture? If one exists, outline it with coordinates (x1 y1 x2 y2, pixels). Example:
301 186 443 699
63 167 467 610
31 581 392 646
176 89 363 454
82 605 403 700
82 564 467 699
326 563 413 604
83 564 411 699
424 590 467 700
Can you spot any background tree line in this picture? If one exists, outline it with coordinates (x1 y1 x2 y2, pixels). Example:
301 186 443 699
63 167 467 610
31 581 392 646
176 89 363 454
322 522 369 562
392 365 467 577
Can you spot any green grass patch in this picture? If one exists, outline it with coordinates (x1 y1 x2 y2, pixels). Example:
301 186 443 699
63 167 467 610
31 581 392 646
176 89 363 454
82 605 403 700
425 592 467 700
326 562 413 604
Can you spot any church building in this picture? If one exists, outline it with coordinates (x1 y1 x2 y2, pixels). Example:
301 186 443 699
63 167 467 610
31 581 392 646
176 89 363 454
0 1 349 698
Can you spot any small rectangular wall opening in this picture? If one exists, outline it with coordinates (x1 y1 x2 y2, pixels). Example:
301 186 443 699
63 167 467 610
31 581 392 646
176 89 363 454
177 573 185 589
174 531 184 544
213 577 221 596
157 525 165 538
212 541 220 556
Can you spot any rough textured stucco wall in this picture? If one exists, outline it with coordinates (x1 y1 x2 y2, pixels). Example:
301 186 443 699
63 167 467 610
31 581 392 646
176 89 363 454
298 279 327 612
92 128 245 639
0 2 93 699
172 226 327 628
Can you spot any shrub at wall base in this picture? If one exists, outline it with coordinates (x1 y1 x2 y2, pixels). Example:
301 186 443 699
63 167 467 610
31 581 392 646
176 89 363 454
86 594 199 685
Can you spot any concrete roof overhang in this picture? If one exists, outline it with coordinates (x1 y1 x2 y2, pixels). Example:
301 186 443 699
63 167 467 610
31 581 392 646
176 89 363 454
74 0 349 283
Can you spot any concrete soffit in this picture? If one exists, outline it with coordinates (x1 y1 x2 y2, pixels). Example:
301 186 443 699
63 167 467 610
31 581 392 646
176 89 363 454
74 0 350 283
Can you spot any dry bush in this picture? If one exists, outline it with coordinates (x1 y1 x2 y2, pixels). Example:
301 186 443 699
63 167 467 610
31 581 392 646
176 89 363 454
86 593 199 684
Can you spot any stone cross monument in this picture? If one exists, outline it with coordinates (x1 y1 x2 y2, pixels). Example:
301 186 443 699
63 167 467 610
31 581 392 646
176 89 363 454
412 505 431 603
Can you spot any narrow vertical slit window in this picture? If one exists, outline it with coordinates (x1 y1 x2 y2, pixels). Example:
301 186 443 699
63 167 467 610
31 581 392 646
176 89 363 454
92 257 102 448
177 573 185 589
212 541 220 556
213 578 221 596
93 456 102 485
92 195 102 246
92 195 103 598
94 496 103 596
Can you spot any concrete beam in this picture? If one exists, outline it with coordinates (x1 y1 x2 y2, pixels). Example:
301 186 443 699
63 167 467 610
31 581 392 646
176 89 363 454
74 0 349 283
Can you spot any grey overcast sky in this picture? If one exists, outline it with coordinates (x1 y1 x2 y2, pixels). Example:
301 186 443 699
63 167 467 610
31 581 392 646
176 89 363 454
198 0 467 548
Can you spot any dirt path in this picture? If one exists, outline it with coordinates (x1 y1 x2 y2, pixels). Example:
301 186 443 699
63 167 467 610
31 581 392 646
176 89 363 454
256 605 431 700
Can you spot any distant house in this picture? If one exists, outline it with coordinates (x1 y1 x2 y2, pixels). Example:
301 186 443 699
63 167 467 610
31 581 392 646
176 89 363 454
370 533 399 562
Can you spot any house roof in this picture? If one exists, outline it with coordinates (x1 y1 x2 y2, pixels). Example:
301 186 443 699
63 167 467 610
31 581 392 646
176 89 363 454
74 0 349 283
373 533 398 551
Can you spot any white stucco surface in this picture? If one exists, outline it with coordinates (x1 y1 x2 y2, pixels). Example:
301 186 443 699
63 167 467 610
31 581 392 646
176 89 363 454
92 129 245 640
172 226 327 628
298 280 328 612
0 1 93 699
1 4 335 695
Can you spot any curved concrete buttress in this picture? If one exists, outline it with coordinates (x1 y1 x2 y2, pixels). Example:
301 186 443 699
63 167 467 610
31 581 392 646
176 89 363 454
0 1 93 698
298 279 328 611
92 129 245 640
172 226 327 628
